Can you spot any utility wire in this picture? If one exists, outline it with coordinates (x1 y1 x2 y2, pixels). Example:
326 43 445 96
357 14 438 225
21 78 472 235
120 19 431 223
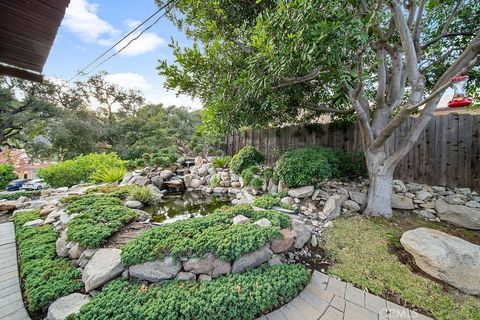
69 0 177 82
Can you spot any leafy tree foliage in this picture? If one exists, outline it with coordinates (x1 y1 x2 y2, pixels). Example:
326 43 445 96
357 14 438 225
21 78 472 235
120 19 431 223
158 0 480 216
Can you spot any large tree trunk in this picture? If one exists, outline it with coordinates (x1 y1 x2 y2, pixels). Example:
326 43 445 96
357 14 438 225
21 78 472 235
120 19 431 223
364 149 394 217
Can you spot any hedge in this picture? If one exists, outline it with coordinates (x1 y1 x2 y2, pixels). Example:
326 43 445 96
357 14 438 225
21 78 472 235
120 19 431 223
274 146 366 187
230 146 264 174
121 204 290 266
70 264 310 320
14 211 83 312
0 163 16 189
65 194 137 248
0 190 41 200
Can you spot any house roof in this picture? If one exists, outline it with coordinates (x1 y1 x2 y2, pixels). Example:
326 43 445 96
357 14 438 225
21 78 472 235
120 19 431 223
0 0 70 82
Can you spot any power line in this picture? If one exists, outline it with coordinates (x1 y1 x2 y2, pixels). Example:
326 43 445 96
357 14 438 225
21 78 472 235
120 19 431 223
69 0 177 82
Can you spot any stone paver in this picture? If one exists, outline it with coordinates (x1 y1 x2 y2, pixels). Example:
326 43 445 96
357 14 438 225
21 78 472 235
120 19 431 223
0 222 30 320
258 271 433 320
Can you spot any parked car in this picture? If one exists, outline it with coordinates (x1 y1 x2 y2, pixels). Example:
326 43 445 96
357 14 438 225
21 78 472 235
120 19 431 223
21 179 47 190
5 179 31 191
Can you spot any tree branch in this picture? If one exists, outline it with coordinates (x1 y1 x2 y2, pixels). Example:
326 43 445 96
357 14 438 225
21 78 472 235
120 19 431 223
273 66 324 89
301 102 355 114
422 31 476 50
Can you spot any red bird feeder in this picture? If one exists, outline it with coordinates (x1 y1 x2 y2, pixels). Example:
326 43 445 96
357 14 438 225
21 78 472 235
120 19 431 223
448 75 472 108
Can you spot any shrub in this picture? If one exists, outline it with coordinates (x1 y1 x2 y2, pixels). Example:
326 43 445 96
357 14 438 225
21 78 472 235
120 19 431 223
212 156 231 168
250 177 264 189
0 190 40 200
128 185 155 204
85 185 131 199
253 194 280 209
65 195 137 248
90 166 127 183
38 153 125 187
274 146 366 187
71 264 309 320
14 211 82 312
0 163 16 189
240 165 260 186
121 204 289 266
215 149 223 156
263 167 274 180
230 146 264 174
210 175 220 187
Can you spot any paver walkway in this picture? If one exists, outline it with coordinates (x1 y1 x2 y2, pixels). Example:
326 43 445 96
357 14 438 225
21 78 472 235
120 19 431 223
258 271 432 320
0 223 30 320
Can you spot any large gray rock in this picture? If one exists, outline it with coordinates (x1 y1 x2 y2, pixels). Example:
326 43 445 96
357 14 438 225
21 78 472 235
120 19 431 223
0 201 17 212
160 170 174 180
435 199 480 230
288 186 314 199
271 229 295 253
23 219 43 227
125 200 143 209
183 253 231 278
82 248 124 292
343 199 360 212
401 228 480 295
232 245 272 274
56 231 69 257
291 219 311 249
391 194 414 210
322 194 348 219
47 293 91 320
129 257 181 282
68 242 85 259
348 191 367 207
232 215 250 225
151 176 164 189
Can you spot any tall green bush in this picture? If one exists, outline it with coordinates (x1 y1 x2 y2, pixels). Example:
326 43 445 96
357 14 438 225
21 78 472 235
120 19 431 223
274 146 366 187
38 153 125 187
230 146 264 174
0 163 16 189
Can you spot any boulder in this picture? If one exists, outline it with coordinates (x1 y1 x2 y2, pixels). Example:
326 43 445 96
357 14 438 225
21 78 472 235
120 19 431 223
435 199 480 230
198 165 209 177
194 156 203 167
268 254 284 266
151 176 164 189
160 170 174 180
190 179 202 188
26 200 47 209
232 245 273 274
0 201 17 212
125 200 143 209
129 257 181 282
415 190 431 201
56 231 69 257
343 200 360 212
198 274 212 282
291 219 311 249
68 242 85 259
183 174 194 188
322 194 348 219
44 210 61 224
82 248 124 292
47 293 90 320
444 195 465 205
232 215 250 225
176 272 196 281
271 229 295 253
393 180 407 193
183 253 231 278
401 228 480 295
23 219 44 227
391 194 414 210
132 176 149 186
40 205 57 217
280 197 295 205
253 218 272 228
348 191 367 207
414 210 436 220
288 186 314 199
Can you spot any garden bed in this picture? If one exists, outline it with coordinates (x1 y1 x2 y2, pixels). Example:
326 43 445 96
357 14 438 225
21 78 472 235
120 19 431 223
322 215 480 320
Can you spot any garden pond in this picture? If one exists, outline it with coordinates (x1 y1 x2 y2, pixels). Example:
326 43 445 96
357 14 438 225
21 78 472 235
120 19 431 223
143 191 233 223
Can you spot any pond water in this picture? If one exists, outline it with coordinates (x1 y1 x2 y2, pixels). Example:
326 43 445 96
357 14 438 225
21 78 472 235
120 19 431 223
143 191 233 224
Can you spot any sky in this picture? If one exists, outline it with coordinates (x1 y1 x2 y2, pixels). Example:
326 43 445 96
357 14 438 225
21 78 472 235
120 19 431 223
44 0 203 109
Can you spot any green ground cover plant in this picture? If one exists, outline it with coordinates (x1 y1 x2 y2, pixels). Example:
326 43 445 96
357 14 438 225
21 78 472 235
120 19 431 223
0 190 40 200
0 163 16 189
70 264 309 320
253 194 295 211
38 153 125 187
14 210 82 312
121 204 289 266
323 216 480 320
274 147 366 187
230 146 264 174
64 194 137 248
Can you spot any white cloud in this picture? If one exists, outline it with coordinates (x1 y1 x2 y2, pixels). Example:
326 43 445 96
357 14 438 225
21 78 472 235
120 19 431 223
124 19 141 29
104 73 152 91
115 32 166 56
147 92 203 110
64 0 119 44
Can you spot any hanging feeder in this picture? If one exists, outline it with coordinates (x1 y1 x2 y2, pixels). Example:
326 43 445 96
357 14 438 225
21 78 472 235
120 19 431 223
448 75 472 108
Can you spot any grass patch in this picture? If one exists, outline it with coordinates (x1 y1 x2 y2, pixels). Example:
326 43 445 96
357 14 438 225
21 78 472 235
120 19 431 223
64 194 137 248
323 216 480 320
0 190 41 200
121 204 290 266
14 210 83 312
70 264 309 320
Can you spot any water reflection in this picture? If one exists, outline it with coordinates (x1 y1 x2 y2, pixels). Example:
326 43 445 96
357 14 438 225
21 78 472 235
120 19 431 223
143 191 232 224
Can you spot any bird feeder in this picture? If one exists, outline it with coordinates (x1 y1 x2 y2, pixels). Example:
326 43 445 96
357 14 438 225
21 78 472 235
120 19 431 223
448 75 472 108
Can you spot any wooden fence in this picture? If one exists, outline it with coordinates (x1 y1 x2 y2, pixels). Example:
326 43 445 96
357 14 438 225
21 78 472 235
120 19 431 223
224 114 480 191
